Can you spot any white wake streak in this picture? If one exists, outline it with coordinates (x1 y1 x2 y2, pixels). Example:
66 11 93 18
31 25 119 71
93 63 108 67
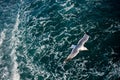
0 29 6 47
10 13 20 80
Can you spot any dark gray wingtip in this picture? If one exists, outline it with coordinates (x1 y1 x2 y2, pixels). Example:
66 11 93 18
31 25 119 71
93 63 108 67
85 32 90 35
63 58 72 64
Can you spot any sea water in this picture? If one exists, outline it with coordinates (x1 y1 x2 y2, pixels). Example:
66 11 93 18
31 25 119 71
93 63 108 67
0 0 120 80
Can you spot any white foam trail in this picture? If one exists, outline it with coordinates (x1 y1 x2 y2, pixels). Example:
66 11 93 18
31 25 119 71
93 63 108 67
0 29 6 47
10 13 20 80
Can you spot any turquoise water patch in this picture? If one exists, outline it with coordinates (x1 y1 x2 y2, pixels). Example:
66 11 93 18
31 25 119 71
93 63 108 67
0 0 120 80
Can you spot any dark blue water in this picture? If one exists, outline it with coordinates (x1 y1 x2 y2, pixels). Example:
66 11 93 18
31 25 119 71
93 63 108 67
0 0 120 80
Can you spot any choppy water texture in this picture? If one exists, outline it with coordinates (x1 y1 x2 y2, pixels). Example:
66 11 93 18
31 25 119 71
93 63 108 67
0 0 120 80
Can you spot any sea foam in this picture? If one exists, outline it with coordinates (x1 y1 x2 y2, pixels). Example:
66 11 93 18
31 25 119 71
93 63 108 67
10 13 20 80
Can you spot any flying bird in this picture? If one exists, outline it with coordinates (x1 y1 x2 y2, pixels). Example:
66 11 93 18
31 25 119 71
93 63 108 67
63 33 89 64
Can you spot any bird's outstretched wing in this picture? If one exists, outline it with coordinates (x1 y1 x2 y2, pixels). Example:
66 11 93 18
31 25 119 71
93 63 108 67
77 34 89 45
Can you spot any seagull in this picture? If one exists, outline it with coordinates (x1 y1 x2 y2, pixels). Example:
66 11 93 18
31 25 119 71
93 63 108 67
63 33 89 64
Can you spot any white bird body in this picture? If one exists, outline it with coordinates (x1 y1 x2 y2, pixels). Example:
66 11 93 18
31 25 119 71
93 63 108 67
64 34 89 63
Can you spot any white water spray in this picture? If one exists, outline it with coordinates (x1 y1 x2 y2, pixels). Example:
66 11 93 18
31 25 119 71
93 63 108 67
0 29 6 47
10 13 20 80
